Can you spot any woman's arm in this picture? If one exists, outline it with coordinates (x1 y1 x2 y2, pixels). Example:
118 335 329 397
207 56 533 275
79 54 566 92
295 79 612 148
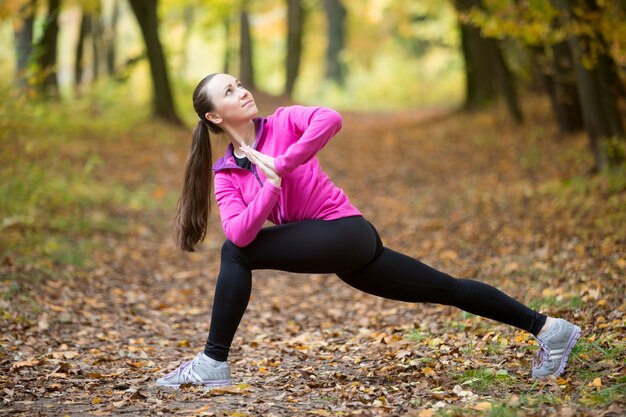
214 173 281 247
273 106 343 177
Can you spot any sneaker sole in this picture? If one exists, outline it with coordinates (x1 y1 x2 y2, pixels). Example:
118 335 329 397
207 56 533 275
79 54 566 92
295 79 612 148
156 379 232 389
554 324 581 377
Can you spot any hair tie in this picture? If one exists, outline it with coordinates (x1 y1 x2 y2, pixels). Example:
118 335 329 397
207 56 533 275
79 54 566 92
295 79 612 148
198 116 203 122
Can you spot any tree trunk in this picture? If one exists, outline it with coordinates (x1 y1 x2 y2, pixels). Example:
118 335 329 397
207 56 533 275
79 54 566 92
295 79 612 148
454 0 523 123
223 17 232 74
457 15 497 108
554 0 625 170
128 0 182 125
542 42 584 133
497 42 524 123
323 0 346 85
35 0 61 98
105 0 119 76
285 0 304 97
92 10 104 83
239 10 255 89
13 0 37 89
75 9 90 92
179 5 194 79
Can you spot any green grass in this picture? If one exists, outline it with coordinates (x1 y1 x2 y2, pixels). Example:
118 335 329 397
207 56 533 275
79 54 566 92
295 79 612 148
528 295 583 311
487 405 521 417
434 403 522 417
0 81 178 309
520 392 563 407
454 367 517 393
539 166 626 242
405 329 429 343
572 335 626 363
318 395 339 402
579 377 626 407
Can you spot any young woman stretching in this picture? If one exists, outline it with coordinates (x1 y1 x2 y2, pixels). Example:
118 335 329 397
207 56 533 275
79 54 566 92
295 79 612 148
157 73 581 388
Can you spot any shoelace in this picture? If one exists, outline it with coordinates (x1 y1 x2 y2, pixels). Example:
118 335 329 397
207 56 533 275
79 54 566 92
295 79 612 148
166 355 199 383
533 338 550 369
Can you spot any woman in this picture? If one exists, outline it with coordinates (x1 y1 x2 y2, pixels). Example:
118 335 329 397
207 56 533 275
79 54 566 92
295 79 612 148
156 73 581 388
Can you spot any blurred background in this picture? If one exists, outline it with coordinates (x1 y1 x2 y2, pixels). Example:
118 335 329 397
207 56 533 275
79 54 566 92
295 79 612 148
1 0 465 112
1 3 625 414
0 0 622 117
1 0 624 165
1 0 625 264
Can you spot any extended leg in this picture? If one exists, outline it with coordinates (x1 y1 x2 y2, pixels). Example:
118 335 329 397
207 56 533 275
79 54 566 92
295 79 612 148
337 224 546 335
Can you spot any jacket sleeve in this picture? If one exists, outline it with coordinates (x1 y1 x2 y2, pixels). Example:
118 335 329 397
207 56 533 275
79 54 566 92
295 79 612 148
273 106 343 177
214 172 281 247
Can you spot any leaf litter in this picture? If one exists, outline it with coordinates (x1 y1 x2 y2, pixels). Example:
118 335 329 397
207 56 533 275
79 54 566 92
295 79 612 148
1 99 624 416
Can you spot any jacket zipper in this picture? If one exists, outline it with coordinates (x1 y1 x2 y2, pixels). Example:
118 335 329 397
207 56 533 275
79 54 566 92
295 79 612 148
217 161 285 225
251 164 285 224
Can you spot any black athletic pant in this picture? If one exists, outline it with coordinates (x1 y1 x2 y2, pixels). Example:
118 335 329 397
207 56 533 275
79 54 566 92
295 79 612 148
204 216 546 361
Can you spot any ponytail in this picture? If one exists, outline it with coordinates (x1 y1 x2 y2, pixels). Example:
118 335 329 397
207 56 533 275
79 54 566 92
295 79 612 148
174 120 213 251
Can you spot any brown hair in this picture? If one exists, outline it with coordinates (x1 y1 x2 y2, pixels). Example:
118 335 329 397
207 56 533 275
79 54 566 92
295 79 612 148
174 73 223 251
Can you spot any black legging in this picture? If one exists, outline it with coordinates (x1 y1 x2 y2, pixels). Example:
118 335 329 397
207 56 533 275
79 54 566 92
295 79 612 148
204 216 546 361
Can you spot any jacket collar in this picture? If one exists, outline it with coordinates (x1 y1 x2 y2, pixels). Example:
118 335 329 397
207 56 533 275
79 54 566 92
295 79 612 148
212 117 267 173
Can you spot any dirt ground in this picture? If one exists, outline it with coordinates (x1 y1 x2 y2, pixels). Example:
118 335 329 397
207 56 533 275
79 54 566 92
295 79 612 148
1 98 624 416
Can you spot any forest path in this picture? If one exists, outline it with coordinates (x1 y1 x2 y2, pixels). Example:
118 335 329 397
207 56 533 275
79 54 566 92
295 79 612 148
2 99 624 416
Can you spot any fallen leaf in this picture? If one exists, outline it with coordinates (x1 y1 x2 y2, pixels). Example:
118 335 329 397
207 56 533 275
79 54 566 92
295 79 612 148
38 313 49 331
473 402 492 411
51 351 79 360
589 377 602 387
128 390 148 400
208 385 251 396
309 410 331 416
10 358 43 371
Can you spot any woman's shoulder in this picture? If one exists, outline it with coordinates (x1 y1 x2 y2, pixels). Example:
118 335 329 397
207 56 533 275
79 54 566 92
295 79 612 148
269 105 305 120
269 105 338 126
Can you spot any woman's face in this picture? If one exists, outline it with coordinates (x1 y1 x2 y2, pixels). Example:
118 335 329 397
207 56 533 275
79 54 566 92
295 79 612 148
205 74 258 126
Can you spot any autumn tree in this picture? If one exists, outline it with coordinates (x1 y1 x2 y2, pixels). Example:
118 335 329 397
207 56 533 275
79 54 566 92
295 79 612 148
13 0 37 90
324 0 346 85
239 6 255 90
553 0 625 170
75 6 89 89
128 0 181 124
453 0 523 123
466 0 626 169
33 0 61 98
104 0 119 76
222 15 233 74
285 0 304 97
538 41 584 133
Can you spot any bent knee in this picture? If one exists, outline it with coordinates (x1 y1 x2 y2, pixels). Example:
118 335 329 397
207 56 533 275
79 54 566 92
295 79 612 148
221 239 246 263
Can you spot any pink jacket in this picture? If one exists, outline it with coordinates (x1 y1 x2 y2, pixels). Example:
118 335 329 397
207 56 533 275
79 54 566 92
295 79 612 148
212 106 361 247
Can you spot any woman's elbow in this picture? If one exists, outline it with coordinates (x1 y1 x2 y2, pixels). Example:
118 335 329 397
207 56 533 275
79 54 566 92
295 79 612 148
322 108 343 132
224 229 254 248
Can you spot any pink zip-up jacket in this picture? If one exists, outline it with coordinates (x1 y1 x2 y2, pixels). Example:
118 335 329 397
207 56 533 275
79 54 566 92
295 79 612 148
212 105 361 247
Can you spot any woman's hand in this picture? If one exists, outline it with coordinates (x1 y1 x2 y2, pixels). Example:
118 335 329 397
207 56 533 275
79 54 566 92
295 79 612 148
240 143 282 187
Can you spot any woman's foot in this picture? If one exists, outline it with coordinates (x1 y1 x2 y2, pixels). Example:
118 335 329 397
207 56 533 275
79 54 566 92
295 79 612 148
532 318 581 378
156 352 232 388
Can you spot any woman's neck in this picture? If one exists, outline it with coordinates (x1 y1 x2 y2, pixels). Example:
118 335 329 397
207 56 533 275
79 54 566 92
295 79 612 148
224 120 256 151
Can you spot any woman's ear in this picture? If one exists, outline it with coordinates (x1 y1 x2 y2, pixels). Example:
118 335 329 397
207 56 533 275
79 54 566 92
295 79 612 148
206 112 222 125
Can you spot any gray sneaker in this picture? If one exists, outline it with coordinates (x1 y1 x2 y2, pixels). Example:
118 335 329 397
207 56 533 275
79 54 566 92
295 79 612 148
532 318 581 378
156 353 232 388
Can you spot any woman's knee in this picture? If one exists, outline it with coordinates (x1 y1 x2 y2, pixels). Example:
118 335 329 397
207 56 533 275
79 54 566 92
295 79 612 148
221 239 248 265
